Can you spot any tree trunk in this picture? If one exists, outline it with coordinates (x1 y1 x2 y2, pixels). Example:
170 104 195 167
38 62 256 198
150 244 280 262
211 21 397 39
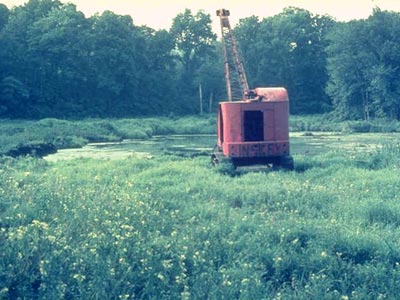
362 90 370 121
199 83 203 115
209 90 213 113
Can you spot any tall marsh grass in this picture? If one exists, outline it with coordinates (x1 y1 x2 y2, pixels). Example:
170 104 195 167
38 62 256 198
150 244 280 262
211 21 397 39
1 143 400 299
290 115 400 133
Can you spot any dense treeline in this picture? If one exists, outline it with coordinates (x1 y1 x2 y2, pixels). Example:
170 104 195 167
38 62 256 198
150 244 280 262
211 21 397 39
0 0 400 119
326 10 400 120
0 0 222 118
235 7 400 119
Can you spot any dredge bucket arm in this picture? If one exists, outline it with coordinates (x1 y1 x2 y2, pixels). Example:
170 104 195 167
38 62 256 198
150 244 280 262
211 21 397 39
216 9 249 101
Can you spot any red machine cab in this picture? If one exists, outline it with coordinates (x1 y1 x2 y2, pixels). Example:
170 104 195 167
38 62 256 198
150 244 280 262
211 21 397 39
215 87 293 169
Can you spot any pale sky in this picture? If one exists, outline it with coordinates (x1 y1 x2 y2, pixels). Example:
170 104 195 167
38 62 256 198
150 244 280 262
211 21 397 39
3 0 400 32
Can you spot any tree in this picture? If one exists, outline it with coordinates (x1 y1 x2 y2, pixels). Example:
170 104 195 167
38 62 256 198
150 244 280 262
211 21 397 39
235 8 334 114
26 3 91 117
0 4 9 32
326 9 400 120
0 76 29 117
170 9 217 113
326 20 372 120
170 9 216 75
366 9 400 119
137 27 179 115
234 16 262 88
87 11 143 116
0 4 10 81
0 0 64 117
193 42 224 112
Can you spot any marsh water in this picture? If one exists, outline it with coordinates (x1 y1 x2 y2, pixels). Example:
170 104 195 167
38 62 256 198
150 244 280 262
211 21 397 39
45 132 400 161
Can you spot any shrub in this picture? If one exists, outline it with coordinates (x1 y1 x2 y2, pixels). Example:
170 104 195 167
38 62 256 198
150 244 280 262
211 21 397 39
341 121 372 133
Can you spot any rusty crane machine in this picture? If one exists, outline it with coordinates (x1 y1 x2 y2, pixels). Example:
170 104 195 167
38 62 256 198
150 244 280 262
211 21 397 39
212 9 294 170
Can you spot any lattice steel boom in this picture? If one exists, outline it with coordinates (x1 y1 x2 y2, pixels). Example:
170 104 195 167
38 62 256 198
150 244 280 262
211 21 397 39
216 9 249 101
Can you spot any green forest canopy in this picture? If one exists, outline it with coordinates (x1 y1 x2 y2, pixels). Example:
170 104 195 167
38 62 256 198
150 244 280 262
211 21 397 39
0 0 400 120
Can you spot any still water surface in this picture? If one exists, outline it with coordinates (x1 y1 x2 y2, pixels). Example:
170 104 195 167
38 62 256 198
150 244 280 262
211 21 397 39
45 132 400 161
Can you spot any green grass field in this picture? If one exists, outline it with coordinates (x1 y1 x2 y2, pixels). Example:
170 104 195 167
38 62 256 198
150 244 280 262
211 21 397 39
1 117 400 299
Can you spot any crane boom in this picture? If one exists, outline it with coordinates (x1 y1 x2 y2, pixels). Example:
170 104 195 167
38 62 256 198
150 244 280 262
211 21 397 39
212 9 294 172
217 9 249 101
